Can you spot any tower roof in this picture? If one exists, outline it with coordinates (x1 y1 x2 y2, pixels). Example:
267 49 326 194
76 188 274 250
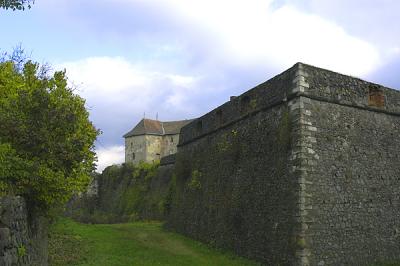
123 118 194 138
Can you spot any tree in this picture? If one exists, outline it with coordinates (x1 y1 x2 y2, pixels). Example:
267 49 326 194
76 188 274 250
0 0 34 10
0 57 99 214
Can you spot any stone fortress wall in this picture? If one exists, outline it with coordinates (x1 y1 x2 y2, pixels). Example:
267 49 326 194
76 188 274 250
0 196 48 266
296 64 400 265
166 63 400 266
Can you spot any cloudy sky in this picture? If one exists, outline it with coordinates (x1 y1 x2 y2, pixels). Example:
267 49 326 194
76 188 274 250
1 0 399 171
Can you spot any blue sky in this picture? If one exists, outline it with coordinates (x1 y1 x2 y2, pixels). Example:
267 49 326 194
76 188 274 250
1 0 399 170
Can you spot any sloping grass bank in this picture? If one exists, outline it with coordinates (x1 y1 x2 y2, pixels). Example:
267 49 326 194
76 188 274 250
49 218 257 266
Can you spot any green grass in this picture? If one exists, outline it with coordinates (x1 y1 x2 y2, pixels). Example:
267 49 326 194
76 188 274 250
49 218 257 266
373 263 400 266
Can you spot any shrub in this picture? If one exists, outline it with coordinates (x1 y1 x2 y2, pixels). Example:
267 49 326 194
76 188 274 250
187 170 202 190
0 58 98 214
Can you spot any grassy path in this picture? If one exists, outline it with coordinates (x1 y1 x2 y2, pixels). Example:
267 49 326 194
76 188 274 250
49 218 257 266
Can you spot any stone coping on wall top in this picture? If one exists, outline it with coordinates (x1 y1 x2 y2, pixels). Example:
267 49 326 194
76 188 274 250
178 62 400 146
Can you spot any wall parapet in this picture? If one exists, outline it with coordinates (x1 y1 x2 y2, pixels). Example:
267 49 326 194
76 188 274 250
301 63 400 114
179 64 298 146
179 63 400 146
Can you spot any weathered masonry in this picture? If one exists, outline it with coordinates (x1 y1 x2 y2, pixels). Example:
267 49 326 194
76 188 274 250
123 119 193 164
0 196 48 266
166 63 400 265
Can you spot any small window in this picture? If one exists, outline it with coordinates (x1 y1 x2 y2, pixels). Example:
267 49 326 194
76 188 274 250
131 153 135 160
216 109 223 125
196 120 203 134
368 87 385 107
240 96 251 114
170 137 174 143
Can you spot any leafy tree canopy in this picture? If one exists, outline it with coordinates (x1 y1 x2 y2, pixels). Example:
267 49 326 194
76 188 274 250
0 55 99 213
0 0 33 10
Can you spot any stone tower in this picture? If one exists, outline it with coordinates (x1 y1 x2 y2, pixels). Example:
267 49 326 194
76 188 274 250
123 118 193 164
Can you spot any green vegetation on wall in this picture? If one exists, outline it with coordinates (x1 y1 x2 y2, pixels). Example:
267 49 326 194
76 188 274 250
68 161 174 224
17 244 26 258
187 170 202 190
166 104 299 265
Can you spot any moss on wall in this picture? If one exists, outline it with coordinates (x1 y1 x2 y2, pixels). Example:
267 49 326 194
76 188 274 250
67 161 174 224
0 196 48 266
166 104 298 265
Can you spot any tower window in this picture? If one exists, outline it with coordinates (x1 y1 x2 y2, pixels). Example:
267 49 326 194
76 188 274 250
216 109 223 125
368 87 385 107
196 120 203 134
240 96 251 114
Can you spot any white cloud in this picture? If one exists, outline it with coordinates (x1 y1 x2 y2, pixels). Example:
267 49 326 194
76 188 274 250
43 0 382 76
159 0 380 76
392 47 400 55
96 145 125 172
56 56 202 121
288 0 400 52
42 0 382 76
58 57 196 109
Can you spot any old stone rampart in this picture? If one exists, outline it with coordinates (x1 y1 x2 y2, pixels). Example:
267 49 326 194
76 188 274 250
166 63 400 265
292 64 400 265
0 196 48 266
68 162 174 223
168 65 300 265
